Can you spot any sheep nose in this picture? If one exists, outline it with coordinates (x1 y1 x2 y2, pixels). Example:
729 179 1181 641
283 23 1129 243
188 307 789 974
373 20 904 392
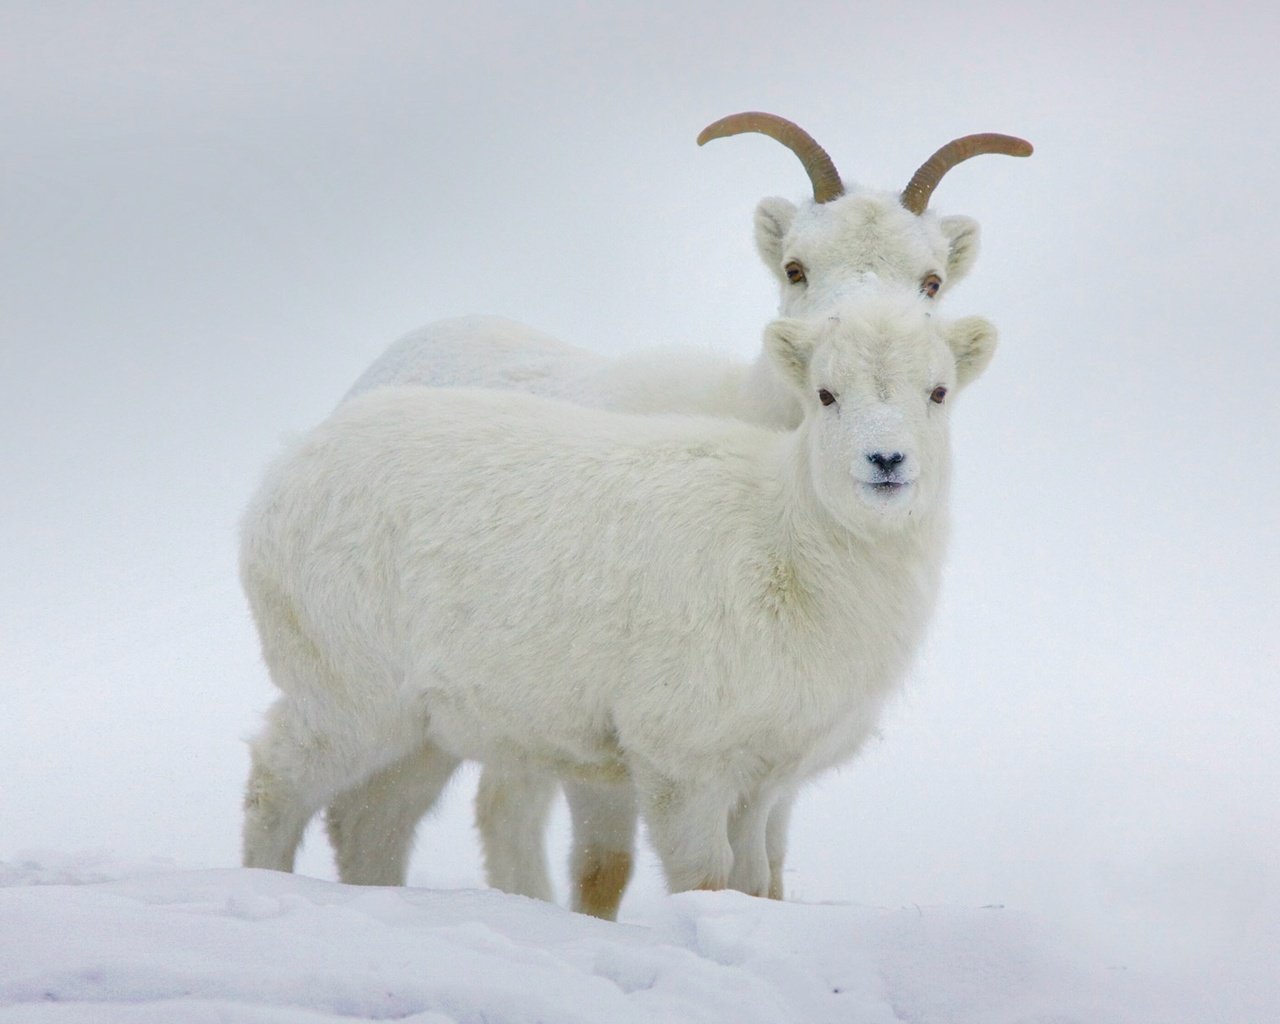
866 451 905 473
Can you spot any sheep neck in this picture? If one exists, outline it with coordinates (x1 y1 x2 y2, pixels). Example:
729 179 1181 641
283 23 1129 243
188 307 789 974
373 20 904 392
764 425 950 634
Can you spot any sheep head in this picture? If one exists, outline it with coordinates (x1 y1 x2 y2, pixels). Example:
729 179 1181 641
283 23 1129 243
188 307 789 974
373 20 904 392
698 113 1031 315
765 296 997 533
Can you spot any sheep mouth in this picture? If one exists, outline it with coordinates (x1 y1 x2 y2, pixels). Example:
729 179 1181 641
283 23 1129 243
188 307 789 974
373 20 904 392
859 479 915 506
863 480 912 495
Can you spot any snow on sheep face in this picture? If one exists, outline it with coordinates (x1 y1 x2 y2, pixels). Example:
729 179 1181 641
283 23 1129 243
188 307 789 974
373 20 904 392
765 297 997 535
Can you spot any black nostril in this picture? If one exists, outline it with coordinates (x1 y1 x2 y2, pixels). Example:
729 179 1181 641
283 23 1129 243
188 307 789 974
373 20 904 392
867 451 905 472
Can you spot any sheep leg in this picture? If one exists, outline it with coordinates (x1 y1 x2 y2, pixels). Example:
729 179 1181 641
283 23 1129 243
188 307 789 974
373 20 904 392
634 770 734 894
726 791 776 898
474 766 557 902
764 792 795 900
564 780 636 920
242 697 352 872
242 694 421 873
325 741 461 886
242 761 312 873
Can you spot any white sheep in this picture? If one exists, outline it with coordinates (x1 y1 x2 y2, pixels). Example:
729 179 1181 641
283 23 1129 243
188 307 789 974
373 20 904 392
321 114 1029 917
241 295 998 908
346 115 1030 435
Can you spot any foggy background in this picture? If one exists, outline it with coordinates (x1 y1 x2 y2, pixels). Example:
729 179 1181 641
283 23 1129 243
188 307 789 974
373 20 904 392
2 0 1276 1002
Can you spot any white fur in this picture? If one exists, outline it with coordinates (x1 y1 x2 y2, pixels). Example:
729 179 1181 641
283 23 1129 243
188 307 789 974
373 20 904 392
345 188 980 430
751 185 979 311
241 298 997 904
327 183 991 915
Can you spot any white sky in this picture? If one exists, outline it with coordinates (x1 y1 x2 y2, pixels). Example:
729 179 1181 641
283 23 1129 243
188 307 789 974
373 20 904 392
2 0 1277 995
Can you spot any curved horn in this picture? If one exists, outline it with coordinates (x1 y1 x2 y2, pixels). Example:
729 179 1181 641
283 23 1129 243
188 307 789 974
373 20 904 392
697 112 845 204
900 133 1033 215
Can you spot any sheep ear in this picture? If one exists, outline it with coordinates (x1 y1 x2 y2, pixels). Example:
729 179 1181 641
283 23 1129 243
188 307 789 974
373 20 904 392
945 315 998 389
764 317 815 391
754 197 797 285
939 215 981 289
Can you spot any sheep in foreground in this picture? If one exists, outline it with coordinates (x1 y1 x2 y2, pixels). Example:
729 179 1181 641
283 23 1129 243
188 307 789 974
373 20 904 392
241 295 998 904
327 114 1031 916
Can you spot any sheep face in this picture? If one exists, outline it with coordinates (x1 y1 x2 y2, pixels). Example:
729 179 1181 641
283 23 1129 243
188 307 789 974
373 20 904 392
755 188 980 316
766 299 996 535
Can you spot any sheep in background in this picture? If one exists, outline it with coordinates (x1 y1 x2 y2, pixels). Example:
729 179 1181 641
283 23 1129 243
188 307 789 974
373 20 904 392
329 114 1031 917
346 114 1029 433
241 296 999 906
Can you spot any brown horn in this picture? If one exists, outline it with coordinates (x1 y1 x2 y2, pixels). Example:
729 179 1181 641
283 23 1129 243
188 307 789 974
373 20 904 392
900 133 1033 215
697 112 845 204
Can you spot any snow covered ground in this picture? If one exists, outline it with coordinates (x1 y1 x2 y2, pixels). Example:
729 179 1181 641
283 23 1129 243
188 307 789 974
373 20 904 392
0 854 1249 1023
2 3 1277 1021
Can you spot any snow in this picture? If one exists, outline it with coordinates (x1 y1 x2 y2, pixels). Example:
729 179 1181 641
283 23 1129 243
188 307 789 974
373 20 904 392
2 1 1278 1021
0 857 1206 1023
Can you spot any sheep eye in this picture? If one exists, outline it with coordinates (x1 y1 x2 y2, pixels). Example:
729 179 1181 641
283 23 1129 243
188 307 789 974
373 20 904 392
930 385 948 404
784 260 807 285
921 273 942 298
818 388 836 407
